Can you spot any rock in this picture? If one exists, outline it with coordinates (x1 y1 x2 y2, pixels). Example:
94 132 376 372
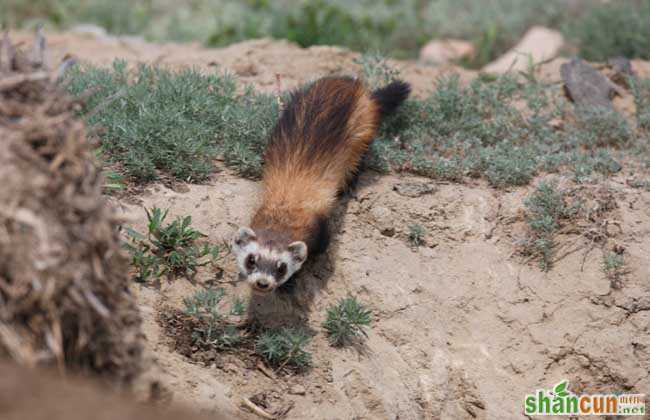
289 384 306 396
561 58 619 109
369 206 395 237
70 24 109 39
419 39 474 65
483 26 564 74
393 181 436 198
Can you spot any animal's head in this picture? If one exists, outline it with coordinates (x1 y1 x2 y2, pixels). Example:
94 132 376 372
232 227 307 294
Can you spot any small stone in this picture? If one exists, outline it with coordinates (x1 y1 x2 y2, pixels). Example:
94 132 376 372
369 206 395 237
419 39 475 65
289 385 306 396
393 181 436 198
483 26 564 74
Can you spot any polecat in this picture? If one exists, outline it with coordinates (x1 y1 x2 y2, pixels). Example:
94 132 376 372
233 76 410 294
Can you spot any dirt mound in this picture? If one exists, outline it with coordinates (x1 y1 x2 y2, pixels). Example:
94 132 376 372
0 361 232 420
0 32 142 385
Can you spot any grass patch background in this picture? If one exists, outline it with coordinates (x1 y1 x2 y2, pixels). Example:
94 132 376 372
4 0 650 68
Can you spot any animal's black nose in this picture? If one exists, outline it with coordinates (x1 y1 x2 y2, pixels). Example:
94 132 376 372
256 280 270 289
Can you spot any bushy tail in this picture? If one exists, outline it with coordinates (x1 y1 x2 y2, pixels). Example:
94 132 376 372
371 80 411 118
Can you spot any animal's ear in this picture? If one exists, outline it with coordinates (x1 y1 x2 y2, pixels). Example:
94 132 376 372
287 241 308 264
234 227 256 249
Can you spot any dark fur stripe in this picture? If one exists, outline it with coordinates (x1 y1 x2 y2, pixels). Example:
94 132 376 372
371 80 411 118
307 216 330 256
266 77 359 166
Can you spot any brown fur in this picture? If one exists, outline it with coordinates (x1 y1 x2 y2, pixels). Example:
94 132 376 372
251 77 380 250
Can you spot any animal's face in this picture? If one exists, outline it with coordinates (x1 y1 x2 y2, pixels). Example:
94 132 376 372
232 227 307 294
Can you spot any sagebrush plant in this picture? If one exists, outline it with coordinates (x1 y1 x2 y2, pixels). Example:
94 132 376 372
523 181 576 271
322 297 372 347
602 252 625 288
183 288 245 349
255 327 312 370
407 224 427 248
124 207 221 281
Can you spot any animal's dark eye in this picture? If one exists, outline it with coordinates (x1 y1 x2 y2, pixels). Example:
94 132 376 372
245 254 256 270
277 262 287 277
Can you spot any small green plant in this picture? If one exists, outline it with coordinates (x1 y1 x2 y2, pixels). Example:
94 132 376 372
255 327 312 370
229 295 247 316
183 288 244 349
124 207 221 281
102 169 126 193
407 223 427 248
322 297 372 347
629 76 650 131
523 181 575 271
602 252 625 288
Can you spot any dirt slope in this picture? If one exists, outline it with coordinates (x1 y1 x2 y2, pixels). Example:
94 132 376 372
14 30 649 419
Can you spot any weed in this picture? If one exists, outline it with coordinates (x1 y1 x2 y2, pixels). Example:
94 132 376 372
602 252 625 288
573 106 632 148
229 295 247 316
523 181 575 271
629 76 650 131
102 169 125 193
407 224 427 248
183 288 244 349
124 207 221 281
255 327 312 370
322 297 372 347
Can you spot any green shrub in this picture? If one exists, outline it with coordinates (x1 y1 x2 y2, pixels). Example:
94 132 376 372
124 207 221 281
602 252 625 288
183 288 245 349
407 224 427 248
255 327 312 370
322 297 372 347
523 181 576 271
66 61 239 181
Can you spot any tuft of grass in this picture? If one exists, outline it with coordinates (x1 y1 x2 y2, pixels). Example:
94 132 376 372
629 76 650 131
255 327 312 370
573 106 632 148
602 252 625 288
183 288 245 349
523 181 576 271
101 169 126 193
569 1 650 62
322 297 372 347
124 207 221 281
407 224 427 248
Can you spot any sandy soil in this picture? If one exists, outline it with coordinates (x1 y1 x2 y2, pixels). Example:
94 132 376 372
14 30 649 419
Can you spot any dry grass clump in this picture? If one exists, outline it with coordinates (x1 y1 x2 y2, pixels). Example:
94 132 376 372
0 31 142 385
